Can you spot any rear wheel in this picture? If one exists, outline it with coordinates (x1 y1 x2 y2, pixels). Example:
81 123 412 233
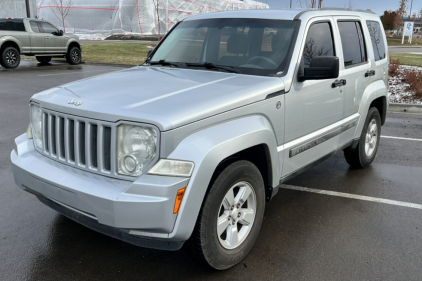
344 107 381 168
66 46 81 65
36 56 52 64
0 46 20 69
186 160 265 270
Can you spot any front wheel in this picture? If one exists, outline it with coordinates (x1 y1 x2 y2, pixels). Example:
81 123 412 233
66 46 81 65
186 160 265 270
0 46 21 69
36 56 52 64
344 107 381 168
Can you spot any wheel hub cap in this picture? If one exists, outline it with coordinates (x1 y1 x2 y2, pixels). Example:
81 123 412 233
217 181 256 250
5 50 18 65
365 119 378 157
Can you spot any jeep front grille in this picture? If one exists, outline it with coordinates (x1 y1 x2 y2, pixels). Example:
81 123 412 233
39 110 116 177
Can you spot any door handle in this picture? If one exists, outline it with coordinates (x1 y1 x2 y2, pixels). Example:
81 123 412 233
45 36 50 39
365 70 375 77
332 79 346 88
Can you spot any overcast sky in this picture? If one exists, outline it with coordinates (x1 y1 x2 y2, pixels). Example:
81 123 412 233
266 0 422 16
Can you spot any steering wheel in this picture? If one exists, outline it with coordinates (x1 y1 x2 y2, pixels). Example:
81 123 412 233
245 56 278 68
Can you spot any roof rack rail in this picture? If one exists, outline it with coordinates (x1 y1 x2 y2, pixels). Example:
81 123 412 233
321 7 376 15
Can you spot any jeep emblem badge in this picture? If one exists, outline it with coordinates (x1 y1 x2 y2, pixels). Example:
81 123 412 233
68 99 83 106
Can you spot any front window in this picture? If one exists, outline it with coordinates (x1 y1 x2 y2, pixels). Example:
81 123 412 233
150 18 299 76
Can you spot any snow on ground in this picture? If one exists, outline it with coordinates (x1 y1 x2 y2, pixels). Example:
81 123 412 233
388 65 422 105
76 34 109 40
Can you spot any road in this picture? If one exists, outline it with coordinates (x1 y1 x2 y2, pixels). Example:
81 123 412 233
389 46 422 54
1 61 422 280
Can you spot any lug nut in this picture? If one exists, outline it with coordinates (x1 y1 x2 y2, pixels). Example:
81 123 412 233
228 216 231 221
232 221 236 225
238 212 241 218
236 204 240 208
230 205 234 210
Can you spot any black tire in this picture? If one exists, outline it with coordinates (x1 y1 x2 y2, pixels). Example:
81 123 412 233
186 160 265 270
344 107 381 168
66 46 81 65
36 56 52 64
0 46 20 69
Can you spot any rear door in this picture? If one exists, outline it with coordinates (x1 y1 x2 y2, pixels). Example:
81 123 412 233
333 17 371 147
39 21 65 53
29 20 45 53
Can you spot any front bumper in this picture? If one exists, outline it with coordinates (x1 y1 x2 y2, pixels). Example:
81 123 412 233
11 134 189 250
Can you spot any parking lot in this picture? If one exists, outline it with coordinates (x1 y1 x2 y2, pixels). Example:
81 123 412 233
1 61 422 280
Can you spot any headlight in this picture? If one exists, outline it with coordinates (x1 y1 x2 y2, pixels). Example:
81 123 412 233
30 104 43 149
117 125 158 177
149 159 194 177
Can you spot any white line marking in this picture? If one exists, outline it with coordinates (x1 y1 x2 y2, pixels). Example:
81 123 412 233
381 135 422 142
280 184 422 210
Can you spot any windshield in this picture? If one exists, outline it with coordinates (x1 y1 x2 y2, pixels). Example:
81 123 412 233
149 18 299 76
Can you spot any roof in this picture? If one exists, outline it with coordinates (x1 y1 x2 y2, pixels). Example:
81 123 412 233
184 8 378 22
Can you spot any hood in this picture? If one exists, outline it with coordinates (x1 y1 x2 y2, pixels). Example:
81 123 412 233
32 66 284 131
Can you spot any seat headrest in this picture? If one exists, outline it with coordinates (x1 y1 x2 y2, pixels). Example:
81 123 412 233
227 34 248 54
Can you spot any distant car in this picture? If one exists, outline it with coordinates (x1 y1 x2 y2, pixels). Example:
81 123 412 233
0 18 81 69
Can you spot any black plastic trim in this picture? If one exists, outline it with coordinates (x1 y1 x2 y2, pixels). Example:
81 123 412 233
265 90 285 99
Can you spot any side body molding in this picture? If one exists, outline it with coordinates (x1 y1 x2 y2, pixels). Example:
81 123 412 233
354 79 388 139
166 115 280 240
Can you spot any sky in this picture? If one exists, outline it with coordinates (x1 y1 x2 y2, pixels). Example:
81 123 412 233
266 0 422 16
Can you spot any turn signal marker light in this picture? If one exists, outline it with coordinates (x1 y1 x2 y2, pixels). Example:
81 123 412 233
173 187 187 214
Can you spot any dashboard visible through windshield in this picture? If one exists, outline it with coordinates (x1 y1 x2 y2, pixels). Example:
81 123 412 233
149 18 299 76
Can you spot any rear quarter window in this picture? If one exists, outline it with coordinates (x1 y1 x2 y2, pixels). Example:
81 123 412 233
0 19 26 31
366 21 386 61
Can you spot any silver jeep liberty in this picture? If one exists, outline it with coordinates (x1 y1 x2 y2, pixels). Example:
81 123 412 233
11 9 388 270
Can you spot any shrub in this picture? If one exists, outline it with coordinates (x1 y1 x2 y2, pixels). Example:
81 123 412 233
403 69 422 97
389 58 401 76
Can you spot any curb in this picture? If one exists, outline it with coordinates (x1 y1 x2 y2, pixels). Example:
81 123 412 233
388 102 422 114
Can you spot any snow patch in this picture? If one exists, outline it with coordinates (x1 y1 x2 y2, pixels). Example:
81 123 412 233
388 65 422 105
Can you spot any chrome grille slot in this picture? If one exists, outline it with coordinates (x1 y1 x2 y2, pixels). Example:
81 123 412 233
68 120 75 162
38 110 117 178
79 122 86 165
90 124 98 168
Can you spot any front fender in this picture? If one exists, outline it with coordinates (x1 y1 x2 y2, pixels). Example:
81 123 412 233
354 79 388 139
166 115 280 241
0 36 22 52
65 38 81 50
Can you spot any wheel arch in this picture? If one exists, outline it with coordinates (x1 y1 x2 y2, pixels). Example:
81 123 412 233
0 38 21 53
66 40 81 52
166 115 280 241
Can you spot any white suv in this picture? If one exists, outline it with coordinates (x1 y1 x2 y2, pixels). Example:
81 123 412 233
11 8 388 270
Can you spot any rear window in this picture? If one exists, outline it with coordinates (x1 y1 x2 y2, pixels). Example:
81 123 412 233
366 21 386 61
0 19 26 31
338 21 367 67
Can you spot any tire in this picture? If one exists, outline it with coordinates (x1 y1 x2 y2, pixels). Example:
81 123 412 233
344 107 381 168
0 46 20 69
36 56 52 64
186 160 265 270
66 46 81 65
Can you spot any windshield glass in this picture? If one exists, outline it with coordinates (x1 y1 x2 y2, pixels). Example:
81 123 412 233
150 18 298 76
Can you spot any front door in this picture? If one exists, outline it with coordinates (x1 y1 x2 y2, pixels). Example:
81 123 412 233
40 21 65 53
282 17 343 178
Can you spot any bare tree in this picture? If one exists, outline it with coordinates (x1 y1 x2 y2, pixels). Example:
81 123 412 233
49 0 73 33
152 0 161 40
397 0 408 20
303 0 323 8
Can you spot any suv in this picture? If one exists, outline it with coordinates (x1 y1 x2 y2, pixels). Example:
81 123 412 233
11 9 388 270
0 18 81 68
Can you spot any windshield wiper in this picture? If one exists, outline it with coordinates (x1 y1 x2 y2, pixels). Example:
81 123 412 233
150 60 181 68
186 62 242 74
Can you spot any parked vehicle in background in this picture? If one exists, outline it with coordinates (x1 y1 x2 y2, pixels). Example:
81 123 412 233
0 18 81 68
11 8 388 270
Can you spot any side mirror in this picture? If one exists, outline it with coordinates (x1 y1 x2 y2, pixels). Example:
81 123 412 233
298 56 339 82
59 30 64 36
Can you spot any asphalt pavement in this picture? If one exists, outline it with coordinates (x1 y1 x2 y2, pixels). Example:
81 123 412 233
389 46 422 54
1 61 422 281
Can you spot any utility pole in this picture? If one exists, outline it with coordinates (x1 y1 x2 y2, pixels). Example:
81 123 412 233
25 0 31 18
409 0 413 19
290 0 292 8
